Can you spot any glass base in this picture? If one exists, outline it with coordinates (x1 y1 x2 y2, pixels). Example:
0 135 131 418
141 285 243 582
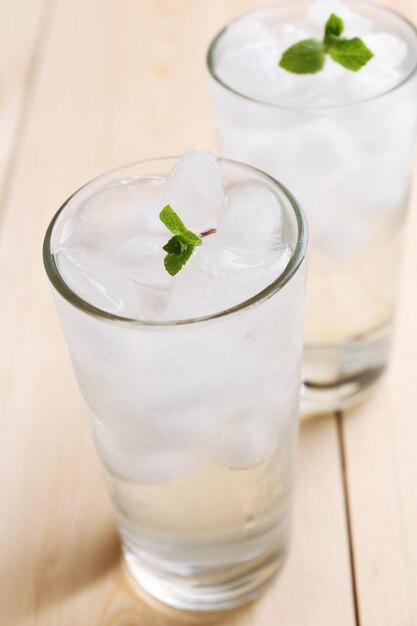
123 542 286 611
301 325 390 415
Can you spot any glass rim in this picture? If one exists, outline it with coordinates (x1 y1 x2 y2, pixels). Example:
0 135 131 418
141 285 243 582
43 155 308 328
206 0 417 112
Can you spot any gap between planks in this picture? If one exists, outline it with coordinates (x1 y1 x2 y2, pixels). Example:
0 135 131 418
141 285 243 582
337 411 360 626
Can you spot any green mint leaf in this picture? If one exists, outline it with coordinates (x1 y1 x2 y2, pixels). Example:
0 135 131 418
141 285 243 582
163 235 186 255
159 204 187 236
279 39 325 74
159 205 202 245
328 37 373 71
279 13 373 74
159 205 204 275
325 13 344 41
164 244 195 276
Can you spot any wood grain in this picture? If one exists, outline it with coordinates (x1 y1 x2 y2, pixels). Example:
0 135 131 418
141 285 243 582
340 3 417 626
0 0 45 201
342 164 417 626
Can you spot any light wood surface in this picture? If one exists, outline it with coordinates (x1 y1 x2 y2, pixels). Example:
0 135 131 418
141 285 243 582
343 174 417 626
0 0 45 194
0 1 416 625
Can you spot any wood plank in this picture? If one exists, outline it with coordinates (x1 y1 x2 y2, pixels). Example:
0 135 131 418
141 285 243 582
342 186 417 626
342 1 417 624
0 0 45 198
0 1 354 624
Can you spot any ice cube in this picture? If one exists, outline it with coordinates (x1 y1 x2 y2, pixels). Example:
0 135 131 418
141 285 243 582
218 180 283 240
213 385 293 469
220 13 272 47
295 118 354 176
217 39 282 102
334 148 412 217
54 294 136 392
148 401 226 449
92 417 205 485
114 235 174 320
331 32 407 103
307 0 348 25
154 150 225 229
310 210 370 262
307 0 373 36
277 75 328 107
217 20 313 105
71 177 163 249
55 246 138 314
363 32 407 68
214 416 279 469
339 61 401 102
165 233 291 320
368 94 417 149
86 326 252 452
214 1 403 107
140 322 284 454
117 236 171 290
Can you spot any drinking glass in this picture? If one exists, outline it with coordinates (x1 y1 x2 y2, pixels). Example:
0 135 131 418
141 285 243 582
43 156 307 610
207 0 417 413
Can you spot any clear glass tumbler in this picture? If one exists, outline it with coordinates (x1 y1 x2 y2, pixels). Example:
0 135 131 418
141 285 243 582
207 0 417 414
43 157 307 611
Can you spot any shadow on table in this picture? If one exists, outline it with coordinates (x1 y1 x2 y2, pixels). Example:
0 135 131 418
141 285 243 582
1 511 250 625
99 566 252 626
1 413 334 624
0 516 120 624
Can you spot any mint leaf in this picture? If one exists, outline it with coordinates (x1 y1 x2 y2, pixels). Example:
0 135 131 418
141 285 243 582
279 13 373 75
163 235 186 255
159 205 187 236
160 205 201 245
328 37 374 71
164 244 195 276
325 14 344 40
159 205 206 276
279 39 325 74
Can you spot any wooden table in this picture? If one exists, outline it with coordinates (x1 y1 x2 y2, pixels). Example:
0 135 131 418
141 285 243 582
1 1 417 624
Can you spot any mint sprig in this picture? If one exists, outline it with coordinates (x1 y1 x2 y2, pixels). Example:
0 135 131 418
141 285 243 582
279 13 373 74
279 39 326 74
325 13 344 40
328 37 374 71
160 205 216 276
